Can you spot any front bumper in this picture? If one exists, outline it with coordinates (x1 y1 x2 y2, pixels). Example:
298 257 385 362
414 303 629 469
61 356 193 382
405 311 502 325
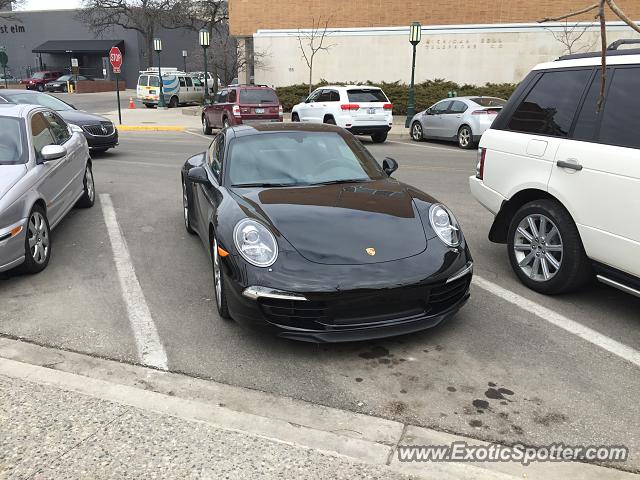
83 128 119 150
0 219 27 273
346 125 392 136
223 242 473 342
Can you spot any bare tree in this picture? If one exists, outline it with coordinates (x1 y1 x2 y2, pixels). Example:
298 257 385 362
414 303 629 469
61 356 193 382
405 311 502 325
297 17 334 94
544 21 599 55
0 0 25 16
539 0 640 110
78 0 177 69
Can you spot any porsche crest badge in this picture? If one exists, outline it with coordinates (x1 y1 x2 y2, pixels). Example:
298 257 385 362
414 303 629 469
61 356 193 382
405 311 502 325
365 247 376 256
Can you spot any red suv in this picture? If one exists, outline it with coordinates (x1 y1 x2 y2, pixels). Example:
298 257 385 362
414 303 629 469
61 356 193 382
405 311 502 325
20 71 65 91
202 85 283 134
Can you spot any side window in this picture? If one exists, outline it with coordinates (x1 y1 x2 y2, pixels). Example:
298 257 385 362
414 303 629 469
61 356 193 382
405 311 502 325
507 69 591 137
228 90 237 102
316 90 332 102
329 90 340 102
217 90 228 103
192 77 202 87
179 77 186 87
597 67 640 149
432 101 451 114
208 134 224 181
572 71 603 142
307 90 321 102
185 77 193 87
31 113 56 156
449 101 468 114
44 112 71 145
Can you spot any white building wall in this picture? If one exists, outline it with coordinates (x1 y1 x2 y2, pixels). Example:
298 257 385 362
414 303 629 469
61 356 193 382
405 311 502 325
253 23 639 87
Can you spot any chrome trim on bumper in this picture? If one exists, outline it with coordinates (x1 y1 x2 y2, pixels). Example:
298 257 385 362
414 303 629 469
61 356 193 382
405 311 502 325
446 261 473 284
242 286 308 301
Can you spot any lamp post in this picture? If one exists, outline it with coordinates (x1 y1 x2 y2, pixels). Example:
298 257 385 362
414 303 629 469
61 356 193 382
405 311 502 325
404 22 422 128
182 50 188 73
153 37 166 108
199 28 211 104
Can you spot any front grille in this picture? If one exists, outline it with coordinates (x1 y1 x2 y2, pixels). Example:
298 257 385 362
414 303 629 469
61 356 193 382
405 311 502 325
259 278 470 330
83 122 114 136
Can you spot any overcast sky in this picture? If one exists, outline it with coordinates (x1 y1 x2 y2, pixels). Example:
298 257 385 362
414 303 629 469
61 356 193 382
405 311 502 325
18 0 82 9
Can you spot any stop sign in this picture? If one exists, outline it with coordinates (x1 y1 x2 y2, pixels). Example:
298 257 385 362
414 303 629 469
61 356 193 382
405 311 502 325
109 46 123 73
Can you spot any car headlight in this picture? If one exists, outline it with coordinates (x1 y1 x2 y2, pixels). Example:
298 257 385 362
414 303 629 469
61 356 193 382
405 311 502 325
429 204 461 247
68 123 84 134
233 218 278 267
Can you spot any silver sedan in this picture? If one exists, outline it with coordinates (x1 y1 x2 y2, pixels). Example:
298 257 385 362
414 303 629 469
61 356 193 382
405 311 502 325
0 104 94 274
409 97 506 149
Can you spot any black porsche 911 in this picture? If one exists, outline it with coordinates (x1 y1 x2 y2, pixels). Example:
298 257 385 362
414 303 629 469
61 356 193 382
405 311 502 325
181 123 473 342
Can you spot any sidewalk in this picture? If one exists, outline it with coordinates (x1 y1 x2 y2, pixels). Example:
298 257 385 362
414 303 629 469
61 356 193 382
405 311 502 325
0 338 635 480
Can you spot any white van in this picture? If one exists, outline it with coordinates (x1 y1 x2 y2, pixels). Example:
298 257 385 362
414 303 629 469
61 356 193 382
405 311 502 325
137 68 204 108
470 43 640 297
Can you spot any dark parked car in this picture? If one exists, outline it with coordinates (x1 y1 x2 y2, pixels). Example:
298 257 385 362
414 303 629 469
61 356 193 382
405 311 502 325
201 85 283 135
20 71 65 92
181 123 473 342
45 74 94 93
0 90 118 153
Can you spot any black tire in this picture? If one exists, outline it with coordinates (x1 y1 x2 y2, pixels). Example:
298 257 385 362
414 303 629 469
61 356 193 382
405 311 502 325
18 205 51 274
36 84 44 92
222 117 230 129
292 113 300 122
324 116 336 125
457 125 474 149
202 115 212 135
169 96 179 108
411 122 423 142
182 176 195 234
76 163 95 208
63 85 68 93
507 199 591 295
211 236 230 319
371 132 388 143
144 103 155 109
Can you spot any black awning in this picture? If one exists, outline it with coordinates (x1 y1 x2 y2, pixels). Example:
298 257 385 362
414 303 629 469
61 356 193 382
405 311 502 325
32 40 125 55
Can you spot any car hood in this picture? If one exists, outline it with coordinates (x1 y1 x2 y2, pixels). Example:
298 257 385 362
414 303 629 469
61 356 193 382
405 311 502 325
58 110 109 125
0 165 27 201
233 179 429 265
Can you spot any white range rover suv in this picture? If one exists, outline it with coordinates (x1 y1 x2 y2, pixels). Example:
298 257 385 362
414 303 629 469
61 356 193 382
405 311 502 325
291 85 393 143
470 43 640 297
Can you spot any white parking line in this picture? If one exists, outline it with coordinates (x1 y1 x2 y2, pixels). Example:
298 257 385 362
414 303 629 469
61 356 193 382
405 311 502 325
100 194 168 370
184 130 212 140
387 140 474 153
473 275 640 369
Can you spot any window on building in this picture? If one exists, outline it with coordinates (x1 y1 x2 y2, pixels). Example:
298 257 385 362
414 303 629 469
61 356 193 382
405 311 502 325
507 69 591 137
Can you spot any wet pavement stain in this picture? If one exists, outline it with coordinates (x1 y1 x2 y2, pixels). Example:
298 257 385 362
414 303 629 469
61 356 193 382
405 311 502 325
447 386 457 392
485 387 514 401
534 412 568 426
488 382 497 387
358 345 390 359
469 419 483 428
355 377 363 383
472 399 489 410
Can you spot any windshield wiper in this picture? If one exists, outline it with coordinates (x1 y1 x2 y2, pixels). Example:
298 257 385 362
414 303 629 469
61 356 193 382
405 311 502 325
307 179 371 186
231 182 298 188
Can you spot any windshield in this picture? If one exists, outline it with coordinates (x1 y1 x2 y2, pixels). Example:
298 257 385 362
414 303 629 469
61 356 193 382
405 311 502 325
0 117 26 165
32 72 46 79
228 132 385 187
471 97 506 107
56 75 72 81
240 89 278 104
1 92 74 111
347 89 388 102
148 76 160 87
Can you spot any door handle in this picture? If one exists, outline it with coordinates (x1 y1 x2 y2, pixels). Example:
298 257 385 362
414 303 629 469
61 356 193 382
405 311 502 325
557 160 583 171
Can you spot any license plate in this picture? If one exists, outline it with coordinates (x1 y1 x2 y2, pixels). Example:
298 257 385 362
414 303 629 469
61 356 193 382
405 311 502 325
255 108 265 114
149 90 156 94
367 108 377 114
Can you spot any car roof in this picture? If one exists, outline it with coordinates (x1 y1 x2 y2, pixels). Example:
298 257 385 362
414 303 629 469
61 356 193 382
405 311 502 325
0 103 38 117
228 122 346 138
534 52 640 71
319 85 383 90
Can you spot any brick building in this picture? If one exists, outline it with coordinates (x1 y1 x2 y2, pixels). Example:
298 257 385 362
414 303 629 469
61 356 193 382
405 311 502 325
229 0 640 86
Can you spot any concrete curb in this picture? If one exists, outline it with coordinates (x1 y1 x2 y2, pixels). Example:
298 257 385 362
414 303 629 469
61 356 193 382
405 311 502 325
0 338 634 480
117 125 186 132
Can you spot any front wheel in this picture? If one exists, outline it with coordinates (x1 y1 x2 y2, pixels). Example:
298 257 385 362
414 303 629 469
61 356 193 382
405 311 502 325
182 177 195 234
457 125 474 149
507 199 591 294
222 118 230 129
411 122 423 141
18 205 51 274
76 163 95 208
36 84 44 92
202 115 212 135
371 132 388 143
212 237 230 319
169 96 179 108
292 113 300 122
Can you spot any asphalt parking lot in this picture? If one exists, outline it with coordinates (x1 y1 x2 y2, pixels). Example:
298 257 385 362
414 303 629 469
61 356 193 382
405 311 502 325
1 129 638 472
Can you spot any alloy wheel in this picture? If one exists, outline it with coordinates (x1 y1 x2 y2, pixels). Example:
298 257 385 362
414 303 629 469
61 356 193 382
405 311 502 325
411 122 423 141
28 212 49 265
213 238 222 306
85 167 95 202
513 214 564 282
182 180 189 229
458 127 471 148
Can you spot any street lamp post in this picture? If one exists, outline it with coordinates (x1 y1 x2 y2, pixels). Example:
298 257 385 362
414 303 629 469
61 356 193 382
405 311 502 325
182 50 188 73
199 28 211 104
153 37 166 108
405 22 422 128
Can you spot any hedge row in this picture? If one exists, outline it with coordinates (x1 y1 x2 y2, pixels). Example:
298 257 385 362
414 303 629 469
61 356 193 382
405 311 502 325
275 80 518 115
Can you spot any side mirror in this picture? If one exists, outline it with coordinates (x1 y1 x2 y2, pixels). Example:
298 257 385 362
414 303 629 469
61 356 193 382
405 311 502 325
382 157 398 176
187 166 210 185
40 144 66 162
425 108 432 115
303 97 310 103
